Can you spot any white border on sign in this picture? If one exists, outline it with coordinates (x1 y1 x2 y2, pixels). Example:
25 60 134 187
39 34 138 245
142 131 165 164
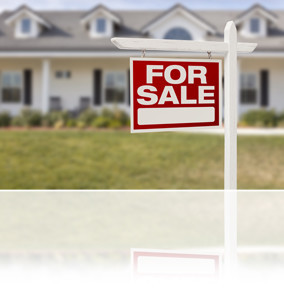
130 57 223 133
131 248 222 278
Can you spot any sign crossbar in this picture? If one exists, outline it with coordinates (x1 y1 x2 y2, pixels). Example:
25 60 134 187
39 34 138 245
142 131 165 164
111 37 257 54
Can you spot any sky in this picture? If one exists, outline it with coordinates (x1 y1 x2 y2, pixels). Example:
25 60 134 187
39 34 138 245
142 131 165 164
0 0 284 11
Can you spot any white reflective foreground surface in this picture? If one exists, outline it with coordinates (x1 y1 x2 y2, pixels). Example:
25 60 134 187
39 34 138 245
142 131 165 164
0 191 283 299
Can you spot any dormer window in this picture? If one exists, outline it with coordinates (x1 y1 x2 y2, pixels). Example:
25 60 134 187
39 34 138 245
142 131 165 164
235 4 278 38
96 18 106 33
4 5 51 39
21 18 31 34
91 17 108 37
80 4 121 38
250 18 260 33
164 27 192 40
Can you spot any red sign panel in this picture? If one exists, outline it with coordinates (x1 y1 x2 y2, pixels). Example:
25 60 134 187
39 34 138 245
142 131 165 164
130 58 222 133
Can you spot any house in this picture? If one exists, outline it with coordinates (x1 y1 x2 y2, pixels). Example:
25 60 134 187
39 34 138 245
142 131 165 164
0 3 283 116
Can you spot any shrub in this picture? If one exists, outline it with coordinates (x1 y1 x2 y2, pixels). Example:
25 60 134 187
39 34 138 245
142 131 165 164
101 108 115 119
54 120 65 129
66 119 77 128
42 111 70 127
0 111 11 127
92 116 111 128
277 111 284 127
101 108 130 126
113 109 129 126
77 109 98 127
11 116 24 127
76 121 87 129
109 119 123 129
20 109 42 127
6 108 130 129
240 109 277 127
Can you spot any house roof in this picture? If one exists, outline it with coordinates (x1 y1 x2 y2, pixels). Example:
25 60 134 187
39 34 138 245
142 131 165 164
235 4 278 24
141 4 217 34
0 5 284 53
4 4 51 28
80 4 122 25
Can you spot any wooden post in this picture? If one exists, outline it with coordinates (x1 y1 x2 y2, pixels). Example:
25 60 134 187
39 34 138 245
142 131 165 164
224 21 238 275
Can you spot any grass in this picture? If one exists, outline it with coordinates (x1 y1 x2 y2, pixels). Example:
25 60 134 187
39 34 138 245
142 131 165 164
0 130 283 189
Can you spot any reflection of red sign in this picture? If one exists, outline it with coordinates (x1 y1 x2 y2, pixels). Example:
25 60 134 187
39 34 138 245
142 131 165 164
132 249 220 278
130 58 222 133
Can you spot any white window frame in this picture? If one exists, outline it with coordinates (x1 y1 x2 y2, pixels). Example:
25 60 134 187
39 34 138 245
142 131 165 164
103 70 127 107
240 72 259 105
0 71 23 104
16 17 36 38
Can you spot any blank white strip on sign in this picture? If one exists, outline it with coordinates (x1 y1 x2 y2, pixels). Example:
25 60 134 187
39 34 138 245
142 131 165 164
137 256 216 276
138 107 215 125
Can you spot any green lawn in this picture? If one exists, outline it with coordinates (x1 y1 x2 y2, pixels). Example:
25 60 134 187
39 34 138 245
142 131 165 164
0 130 283 189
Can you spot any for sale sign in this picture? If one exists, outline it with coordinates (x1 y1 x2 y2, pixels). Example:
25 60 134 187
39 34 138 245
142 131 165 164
130 58 222 133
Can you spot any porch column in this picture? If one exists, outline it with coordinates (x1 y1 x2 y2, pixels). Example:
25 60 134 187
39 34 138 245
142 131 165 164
42 59 50 113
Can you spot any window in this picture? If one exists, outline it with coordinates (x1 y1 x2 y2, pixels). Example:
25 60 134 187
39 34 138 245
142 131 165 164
164 27 192 40
105 72 126 104
21 18 31 34
1 71 22 103
250 18 260 33
96 18 106 33
240 73 257 104
55 71 71 79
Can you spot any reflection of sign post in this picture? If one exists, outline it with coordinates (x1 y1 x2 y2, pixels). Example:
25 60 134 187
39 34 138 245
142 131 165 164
112 21 257 276
130 58 222 133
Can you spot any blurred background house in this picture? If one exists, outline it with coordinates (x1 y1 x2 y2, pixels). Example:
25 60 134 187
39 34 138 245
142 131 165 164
0 3 283 117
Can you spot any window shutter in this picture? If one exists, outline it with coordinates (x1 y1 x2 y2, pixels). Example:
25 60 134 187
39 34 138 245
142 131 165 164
260 70 269 107
23 69 32 105
93 69 102 105
127 69 130 106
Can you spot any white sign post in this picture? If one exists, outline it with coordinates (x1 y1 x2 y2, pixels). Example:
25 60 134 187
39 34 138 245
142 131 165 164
112 21 257 276
224 22 238 276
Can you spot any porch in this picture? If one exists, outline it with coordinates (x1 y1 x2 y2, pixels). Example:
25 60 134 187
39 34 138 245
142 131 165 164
0 57 131 116
0 56 284 117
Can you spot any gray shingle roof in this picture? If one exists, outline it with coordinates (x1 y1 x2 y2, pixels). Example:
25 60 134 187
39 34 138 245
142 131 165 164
141 4 217 33
81 4 122 22
4 4 52 28
235 3 278 21
0 6 284 52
